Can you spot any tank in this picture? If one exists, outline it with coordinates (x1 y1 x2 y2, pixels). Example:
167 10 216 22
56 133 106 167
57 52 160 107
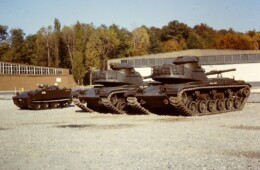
73 63 145 114
12 84 72 110
126 56 251 116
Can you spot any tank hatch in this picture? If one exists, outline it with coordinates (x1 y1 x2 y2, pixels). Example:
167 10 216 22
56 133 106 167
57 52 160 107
173 56 199 64
110 63 134 70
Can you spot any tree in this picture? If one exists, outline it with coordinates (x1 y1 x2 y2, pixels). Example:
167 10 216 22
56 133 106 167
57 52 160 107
36 26 56 66
253 33 260 50
131 26 150 56
86 27 120 70
218 33 256 50
187 31 203 49
8 28 27 63
24 34 37 64
0 25 10 61
109 24 132 58
148 27 163 53
72 51 86 85
161 39 180 52
161 20 191 41
0 25 8 42
54 18 61 32
194 23 218 48
62 26 76 67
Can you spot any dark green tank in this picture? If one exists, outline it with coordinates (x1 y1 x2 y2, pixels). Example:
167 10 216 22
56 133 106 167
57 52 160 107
73 63 145 114
126 56 251 116
13 84 72 110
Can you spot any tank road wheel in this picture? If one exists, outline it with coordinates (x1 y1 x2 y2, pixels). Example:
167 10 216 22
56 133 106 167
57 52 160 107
225 98 233 110
41 103 49 109
208 100 217 113
198 100 207 114
32 103 41 110
60 102 68 108
234 97 242 109
110 95 118 106
50 102 58 108
116 98 127 112
188 101 197 115
217 99 225 111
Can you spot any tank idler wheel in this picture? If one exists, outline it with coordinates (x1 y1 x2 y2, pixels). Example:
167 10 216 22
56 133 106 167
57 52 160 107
242 87 250 97
41 103 49 109
50 102 58 108
32 103 41 110
60 102 68 108
225 98 233 110
234 97 242 109
116 98 127 112
188 101 197 115
198 100 207 114
110 95 118 105
217 99 225 111
208 100 216 113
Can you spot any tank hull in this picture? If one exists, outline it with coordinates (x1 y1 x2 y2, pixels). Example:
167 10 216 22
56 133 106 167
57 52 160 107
127 82 251 116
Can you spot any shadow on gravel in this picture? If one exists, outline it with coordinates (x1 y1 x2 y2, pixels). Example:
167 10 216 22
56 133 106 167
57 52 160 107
0 127 9 131
55 124 138 129
153 117 191 123
229 125 260 131
0 98 12 100
226 150 260 159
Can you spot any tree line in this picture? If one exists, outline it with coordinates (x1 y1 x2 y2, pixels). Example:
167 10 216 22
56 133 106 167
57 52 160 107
1 19 260 84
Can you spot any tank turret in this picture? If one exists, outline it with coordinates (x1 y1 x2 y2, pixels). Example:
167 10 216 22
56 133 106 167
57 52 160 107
93 63 143 86
151 56 209 84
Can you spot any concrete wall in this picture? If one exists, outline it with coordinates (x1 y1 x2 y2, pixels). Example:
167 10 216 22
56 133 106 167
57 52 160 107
0 75 77 91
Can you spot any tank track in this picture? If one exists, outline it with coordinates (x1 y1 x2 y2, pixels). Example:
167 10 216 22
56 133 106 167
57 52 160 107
73 90 128 114
100 90 128 114
72 98 94 112
127 97 153 115
168 84 250 116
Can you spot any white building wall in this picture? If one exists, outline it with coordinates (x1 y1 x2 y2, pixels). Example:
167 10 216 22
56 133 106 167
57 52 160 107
203 63 259 82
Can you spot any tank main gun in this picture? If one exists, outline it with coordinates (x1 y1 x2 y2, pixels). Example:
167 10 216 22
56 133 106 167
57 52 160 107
206 68 236 76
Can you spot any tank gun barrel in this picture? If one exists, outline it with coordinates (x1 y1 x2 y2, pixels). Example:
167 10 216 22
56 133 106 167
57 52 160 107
143 75 152 79
206 68 236 76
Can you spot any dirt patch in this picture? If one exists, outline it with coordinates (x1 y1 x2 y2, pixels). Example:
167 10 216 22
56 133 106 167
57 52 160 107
229 125 260 131
227 150 260 159
55 123 138 129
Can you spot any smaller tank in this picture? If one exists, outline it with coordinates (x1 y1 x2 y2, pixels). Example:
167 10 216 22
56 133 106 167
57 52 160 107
13 84 72 110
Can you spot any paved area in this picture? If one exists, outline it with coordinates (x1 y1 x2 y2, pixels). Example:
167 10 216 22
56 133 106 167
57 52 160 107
0 94 259 170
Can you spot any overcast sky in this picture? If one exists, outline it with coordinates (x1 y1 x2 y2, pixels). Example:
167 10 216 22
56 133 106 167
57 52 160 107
1 0 260 35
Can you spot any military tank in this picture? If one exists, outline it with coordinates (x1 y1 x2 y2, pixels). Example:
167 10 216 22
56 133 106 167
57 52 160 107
126 56 251 116
73 63 148 114
13 84 72 110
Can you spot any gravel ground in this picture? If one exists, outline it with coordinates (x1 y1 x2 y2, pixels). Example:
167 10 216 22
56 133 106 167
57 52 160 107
0 94 260 170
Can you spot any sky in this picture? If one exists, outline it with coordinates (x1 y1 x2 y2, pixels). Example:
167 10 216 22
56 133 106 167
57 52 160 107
1 0 260 35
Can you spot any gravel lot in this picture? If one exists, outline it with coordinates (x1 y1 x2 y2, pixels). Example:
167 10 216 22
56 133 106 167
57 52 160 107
0 94 260 170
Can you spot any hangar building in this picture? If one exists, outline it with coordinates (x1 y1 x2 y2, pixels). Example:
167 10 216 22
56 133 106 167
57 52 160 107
107 49 260 84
